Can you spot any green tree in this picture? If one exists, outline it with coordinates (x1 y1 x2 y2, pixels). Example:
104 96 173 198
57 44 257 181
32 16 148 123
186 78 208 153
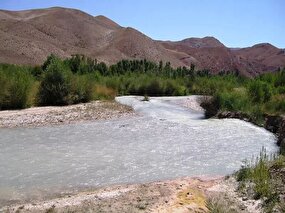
38 59 72 106
42 54 58 71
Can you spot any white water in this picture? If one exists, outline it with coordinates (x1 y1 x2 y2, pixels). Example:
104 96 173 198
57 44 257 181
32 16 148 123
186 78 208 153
0 96 278 205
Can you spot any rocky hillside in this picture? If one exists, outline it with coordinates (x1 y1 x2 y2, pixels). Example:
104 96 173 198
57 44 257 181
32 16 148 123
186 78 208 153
0 7 284 76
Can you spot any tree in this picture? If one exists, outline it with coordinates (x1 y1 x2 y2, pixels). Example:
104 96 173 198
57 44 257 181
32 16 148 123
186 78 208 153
159 60 163 72
42 54 58 71
38 59 72 106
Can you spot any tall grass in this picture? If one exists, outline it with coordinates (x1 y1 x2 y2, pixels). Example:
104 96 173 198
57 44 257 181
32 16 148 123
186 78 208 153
236 148 284 212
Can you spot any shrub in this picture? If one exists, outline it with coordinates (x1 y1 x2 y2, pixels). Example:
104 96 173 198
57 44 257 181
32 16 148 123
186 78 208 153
275 69 285 87
206 196 239 213
236 148 278 201
236 160 251 182
251 150 271 199
191 76 239 95
142 95 149 101
42 54 58 71
214 91 249 112
37 59 72 106
264 95 285 114
69 75 94 104
93 85 117 100
248 80 272 103
0 67 34 109
145 79 162 96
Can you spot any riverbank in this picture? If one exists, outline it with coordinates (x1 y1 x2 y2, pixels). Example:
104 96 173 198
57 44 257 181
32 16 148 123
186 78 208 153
199 98 285 212
0 101 134 128
200 97 285 153
1 176 262 213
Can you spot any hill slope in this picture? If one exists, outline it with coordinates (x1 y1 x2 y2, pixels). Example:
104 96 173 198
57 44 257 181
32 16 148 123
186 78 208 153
0 7 284 76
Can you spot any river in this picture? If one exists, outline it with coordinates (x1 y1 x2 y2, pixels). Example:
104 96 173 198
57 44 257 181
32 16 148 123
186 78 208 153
0 96 278 205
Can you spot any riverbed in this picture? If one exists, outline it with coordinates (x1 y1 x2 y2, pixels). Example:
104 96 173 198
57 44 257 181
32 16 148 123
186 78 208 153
0 96 278 206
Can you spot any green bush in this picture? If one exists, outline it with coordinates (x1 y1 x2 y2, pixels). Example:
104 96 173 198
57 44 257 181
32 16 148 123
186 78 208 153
248 80 272 103
264 95 285 114
0 66 34 109
275 69 285 87
38 58 72 106
145 79 163 96
214 91 249 112
69 75 94 104
236 148 278 202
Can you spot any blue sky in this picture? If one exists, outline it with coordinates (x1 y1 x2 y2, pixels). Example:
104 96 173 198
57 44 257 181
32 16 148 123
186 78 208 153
0 0 284 48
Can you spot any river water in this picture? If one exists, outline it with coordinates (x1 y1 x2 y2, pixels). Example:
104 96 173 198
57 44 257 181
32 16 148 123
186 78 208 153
0 96 278 205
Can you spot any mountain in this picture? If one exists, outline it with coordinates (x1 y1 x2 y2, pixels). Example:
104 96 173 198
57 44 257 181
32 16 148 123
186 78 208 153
0 7 284 76
0 7 186 67
159 37 237 74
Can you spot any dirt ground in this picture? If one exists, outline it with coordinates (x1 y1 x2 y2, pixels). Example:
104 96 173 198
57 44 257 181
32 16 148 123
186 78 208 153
0 176 263 213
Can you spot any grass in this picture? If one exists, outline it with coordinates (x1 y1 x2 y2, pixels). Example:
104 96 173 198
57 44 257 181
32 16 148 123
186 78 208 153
236 148 285 212
206 196 239 213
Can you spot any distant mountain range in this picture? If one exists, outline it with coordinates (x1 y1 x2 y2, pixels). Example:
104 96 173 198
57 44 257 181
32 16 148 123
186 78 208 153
0 7 284 76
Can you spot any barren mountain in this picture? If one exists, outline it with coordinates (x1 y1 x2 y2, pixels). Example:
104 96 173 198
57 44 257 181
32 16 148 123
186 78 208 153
0 7 185 67
233 43 285 73
159 37 237 74
0 7 284 76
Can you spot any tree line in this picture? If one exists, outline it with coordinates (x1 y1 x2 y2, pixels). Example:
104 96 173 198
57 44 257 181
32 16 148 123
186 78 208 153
0 54 284 123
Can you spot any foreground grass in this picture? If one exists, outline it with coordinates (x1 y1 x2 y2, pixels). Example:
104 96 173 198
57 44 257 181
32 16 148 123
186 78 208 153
235 149 285 212
206 196 240 213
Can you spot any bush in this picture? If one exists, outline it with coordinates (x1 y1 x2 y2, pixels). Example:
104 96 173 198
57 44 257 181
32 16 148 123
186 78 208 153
69 75 94 104
145 79 163 96
93 85 116 100
37 58 72 106
0 66 34 109
275 69 285 87
248 80 272 103
206 196 239 213
214 90 249 112
264 95 285 114
236 148 278 201
191 76 239 95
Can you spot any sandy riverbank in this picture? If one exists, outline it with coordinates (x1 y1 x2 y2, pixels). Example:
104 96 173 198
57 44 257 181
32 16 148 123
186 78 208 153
0 101 134 128
0 96 203 128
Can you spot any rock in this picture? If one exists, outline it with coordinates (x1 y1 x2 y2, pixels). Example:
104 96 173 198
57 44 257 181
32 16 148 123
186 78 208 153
265 115 283 133
264 115 285 147
280 139 285 155
217 111 251 122
200 97 219 118
277 117 285 146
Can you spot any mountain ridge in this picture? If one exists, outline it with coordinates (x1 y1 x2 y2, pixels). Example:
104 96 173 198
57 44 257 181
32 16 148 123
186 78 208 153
0 7 284 76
